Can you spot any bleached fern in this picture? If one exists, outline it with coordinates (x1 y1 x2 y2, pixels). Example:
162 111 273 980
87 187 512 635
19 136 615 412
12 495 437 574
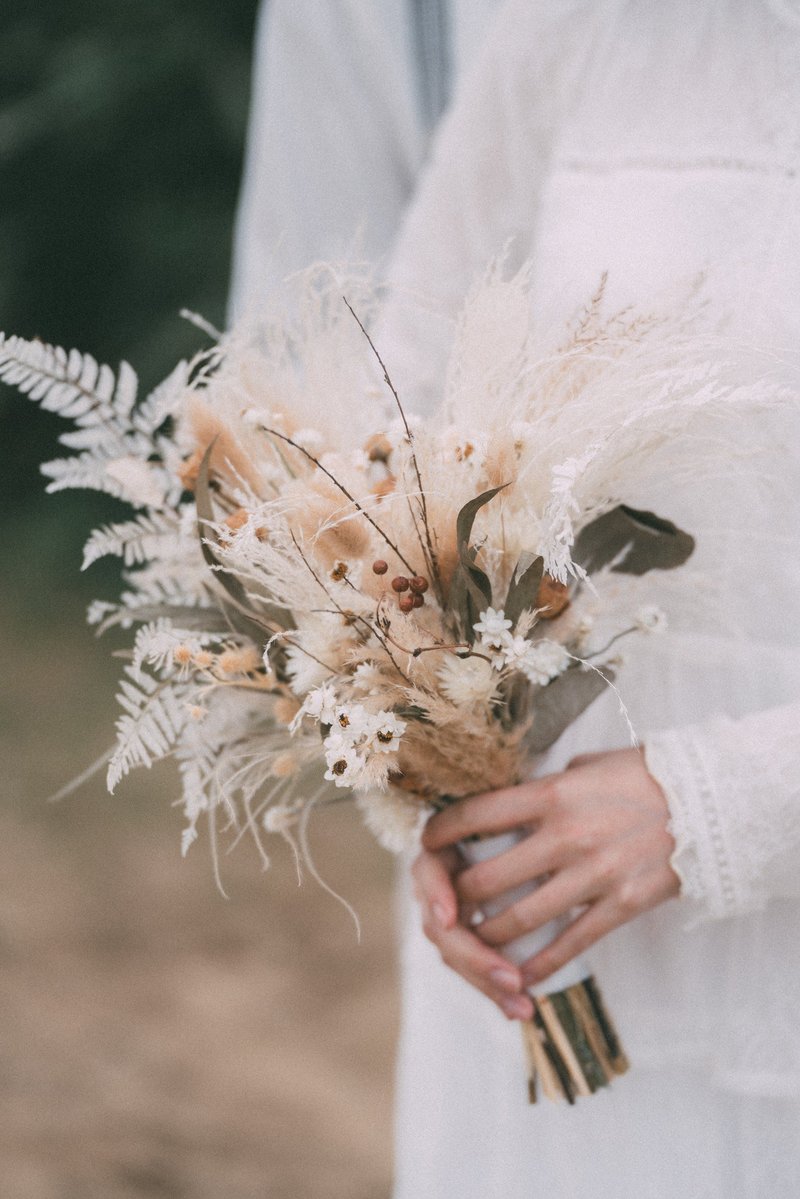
107 666 189 790
82 511 184 570
131 358 189 436
0 335 137 426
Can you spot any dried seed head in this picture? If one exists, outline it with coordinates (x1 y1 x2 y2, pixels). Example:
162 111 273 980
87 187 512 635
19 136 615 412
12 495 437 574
365 432 392 463
371 475 396 502
330 561 348 581
270 752 298 779
372 560 388 575
217 647 261 674
409 576 429 593
224 508 249 532
392 576 410 593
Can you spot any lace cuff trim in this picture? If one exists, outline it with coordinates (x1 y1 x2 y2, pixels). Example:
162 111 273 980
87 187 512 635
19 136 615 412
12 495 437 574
645 730 736 926
645 703 800 927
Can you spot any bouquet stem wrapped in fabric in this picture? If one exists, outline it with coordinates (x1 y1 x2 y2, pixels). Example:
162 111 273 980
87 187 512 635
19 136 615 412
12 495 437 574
2 264 786 1102
460 830 628 1102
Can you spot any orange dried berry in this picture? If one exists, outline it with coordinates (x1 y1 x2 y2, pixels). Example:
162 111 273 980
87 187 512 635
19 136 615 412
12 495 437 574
409 576 429 593
412 593 424 609
391 576 410 592
372 560 388 575
398 594 415 613
536 574 571 619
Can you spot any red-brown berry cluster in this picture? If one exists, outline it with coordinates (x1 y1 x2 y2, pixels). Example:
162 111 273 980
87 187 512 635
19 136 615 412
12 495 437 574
371 561 430 612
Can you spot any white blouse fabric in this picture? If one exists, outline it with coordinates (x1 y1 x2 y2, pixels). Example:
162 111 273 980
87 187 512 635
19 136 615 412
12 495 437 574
231 2 800 1196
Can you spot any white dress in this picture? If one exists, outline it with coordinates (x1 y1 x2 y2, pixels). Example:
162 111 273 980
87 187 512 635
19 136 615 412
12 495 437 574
231 3 800 1195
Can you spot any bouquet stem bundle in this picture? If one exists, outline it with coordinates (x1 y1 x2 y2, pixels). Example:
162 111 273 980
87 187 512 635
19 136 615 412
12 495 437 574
522 978 628 1103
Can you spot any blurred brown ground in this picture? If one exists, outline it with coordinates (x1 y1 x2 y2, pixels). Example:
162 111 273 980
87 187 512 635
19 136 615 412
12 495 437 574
0 598 398 1198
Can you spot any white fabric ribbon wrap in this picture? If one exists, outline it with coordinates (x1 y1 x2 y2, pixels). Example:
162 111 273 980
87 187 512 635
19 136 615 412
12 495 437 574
458 829 590 994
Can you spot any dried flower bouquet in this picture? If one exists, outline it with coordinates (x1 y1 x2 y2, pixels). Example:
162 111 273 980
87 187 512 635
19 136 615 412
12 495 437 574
2 265 782 1101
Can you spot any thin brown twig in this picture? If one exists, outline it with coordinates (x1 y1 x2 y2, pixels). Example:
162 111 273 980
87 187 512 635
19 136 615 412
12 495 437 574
290 531 410 682
263 424 417 575
342 297 445 606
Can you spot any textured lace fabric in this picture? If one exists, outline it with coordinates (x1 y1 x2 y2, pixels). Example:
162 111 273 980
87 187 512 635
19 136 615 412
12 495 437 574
646 703 800 925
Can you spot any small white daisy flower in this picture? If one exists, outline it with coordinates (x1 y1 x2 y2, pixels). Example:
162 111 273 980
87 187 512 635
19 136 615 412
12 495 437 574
333 703 373 740
473 607 513 639
293 682 338 729
323 736 364 787
366 711 407 754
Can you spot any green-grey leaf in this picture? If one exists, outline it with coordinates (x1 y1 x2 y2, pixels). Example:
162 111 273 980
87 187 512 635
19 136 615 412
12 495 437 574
449 486 507 637
573 505 695 577
504 552 544 630
455 485 507 553
525 665 615 755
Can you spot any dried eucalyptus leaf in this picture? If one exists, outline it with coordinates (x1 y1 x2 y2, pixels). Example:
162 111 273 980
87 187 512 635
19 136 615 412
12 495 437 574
574 505 695 577
449 486 507 635
455 485 507 553
525 665 615 755
504 552 544 629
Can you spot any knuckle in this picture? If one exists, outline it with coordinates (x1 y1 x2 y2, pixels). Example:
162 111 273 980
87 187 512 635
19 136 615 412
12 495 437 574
573 826 598 855
458 863 491 903
421 916 439 944
615 878 643 917
592 848 619 887
538 774 564 809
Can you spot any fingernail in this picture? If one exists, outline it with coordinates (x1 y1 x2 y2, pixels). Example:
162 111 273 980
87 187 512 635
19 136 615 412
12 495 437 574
501 995 532 1021
432 901 449 928
490 967 521 992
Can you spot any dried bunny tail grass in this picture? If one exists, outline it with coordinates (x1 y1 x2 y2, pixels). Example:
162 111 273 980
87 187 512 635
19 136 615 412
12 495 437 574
186 394 267 498
221 261 390 452
395 718 525 802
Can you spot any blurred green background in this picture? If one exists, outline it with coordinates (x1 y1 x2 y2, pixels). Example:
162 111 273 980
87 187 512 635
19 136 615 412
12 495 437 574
0 6 397 1196
1 0 255 613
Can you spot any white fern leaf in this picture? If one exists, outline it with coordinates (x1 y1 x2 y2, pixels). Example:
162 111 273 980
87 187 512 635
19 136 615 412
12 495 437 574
107 667 188 790
133 359 190 435
0 334 134 428
82 511 182 570
40 453 119 495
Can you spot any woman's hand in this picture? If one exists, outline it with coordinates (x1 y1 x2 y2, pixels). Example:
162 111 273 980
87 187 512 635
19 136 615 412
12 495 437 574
410 748 680 1020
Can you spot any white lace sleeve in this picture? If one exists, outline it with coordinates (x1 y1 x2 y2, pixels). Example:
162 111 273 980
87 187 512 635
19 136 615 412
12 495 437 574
645 702 800 927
